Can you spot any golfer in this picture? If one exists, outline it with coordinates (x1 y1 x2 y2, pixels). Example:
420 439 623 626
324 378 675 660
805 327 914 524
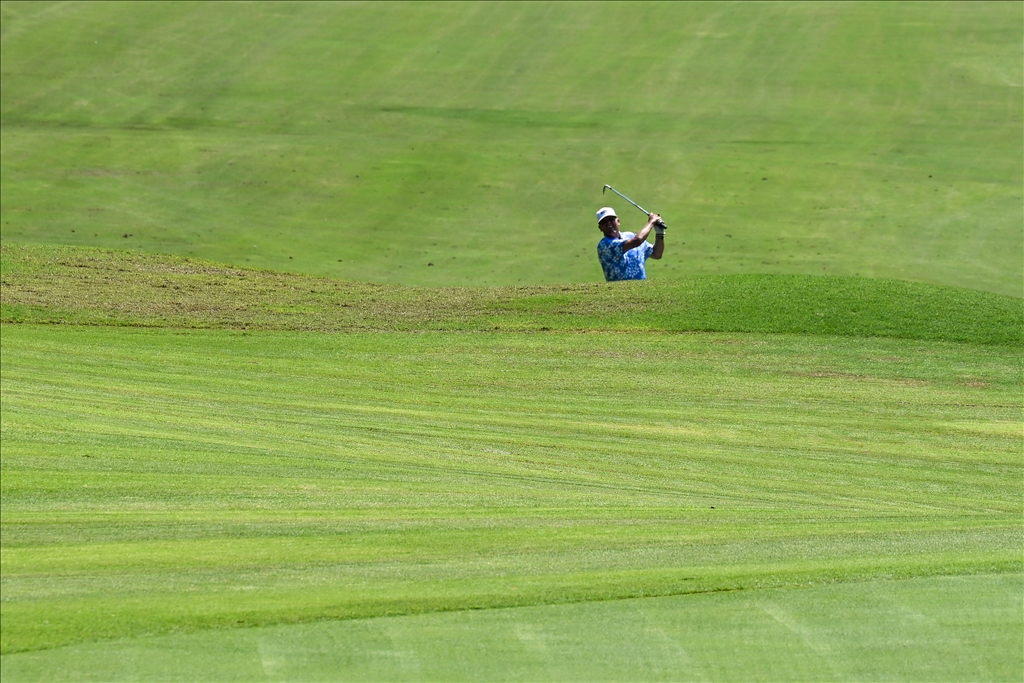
596 207 665 281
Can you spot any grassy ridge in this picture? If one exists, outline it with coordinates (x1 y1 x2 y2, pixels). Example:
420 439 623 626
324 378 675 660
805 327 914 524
1 325 1020 654
2 244 1021 344
2 2 1021 293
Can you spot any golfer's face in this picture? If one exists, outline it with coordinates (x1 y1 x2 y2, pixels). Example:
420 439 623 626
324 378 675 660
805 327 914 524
601 217 621 237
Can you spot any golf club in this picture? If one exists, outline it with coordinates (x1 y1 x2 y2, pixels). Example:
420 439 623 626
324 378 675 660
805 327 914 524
602 185 667 228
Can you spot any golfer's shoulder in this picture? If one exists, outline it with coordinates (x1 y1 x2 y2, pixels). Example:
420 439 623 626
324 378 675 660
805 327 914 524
598 233 631 245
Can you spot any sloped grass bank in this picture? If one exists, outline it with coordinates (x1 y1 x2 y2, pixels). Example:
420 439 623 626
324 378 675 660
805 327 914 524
2 244 1020 344
1 325 1020 655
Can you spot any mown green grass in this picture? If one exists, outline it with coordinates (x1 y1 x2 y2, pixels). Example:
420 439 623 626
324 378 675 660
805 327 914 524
2 244 1021 344
3 575 1020 682
1 2 1022 679
2 325 1020 664
2 2 1021 294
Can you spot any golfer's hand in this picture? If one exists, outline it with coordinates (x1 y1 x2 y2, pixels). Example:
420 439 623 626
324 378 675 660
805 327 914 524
650 214 666 236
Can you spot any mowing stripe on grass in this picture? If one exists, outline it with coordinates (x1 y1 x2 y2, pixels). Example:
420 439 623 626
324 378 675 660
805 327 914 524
2 574 1020 682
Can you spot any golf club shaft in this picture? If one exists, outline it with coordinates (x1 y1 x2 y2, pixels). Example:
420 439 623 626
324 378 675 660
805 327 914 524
603 184 666 228
603 185 649 215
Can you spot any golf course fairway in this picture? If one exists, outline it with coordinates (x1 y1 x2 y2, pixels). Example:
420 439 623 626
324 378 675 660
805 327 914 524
1 1 1022 680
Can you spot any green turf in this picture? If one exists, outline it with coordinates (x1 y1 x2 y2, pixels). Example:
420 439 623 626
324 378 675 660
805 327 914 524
2 325 1020 664
2 2 1021 294
2 2 1022 679
2 574 1020 682
2 244 1021 344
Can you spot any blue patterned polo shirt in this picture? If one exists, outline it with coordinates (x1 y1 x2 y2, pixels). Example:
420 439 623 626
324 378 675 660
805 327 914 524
597 233 654 281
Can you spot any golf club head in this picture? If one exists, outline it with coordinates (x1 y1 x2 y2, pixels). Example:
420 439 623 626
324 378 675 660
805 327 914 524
602 184 611 195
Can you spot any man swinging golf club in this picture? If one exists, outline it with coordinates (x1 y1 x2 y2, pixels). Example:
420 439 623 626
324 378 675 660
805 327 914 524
596 187 665 281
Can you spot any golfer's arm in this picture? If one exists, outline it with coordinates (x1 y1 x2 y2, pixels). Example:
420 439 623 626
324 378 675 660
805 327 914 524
621 224 653 252
651 234 664 259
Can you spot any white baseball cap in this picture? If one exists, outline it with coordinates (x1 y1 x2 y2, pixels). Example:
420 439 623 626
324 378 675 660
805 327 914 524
596 207 617 224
